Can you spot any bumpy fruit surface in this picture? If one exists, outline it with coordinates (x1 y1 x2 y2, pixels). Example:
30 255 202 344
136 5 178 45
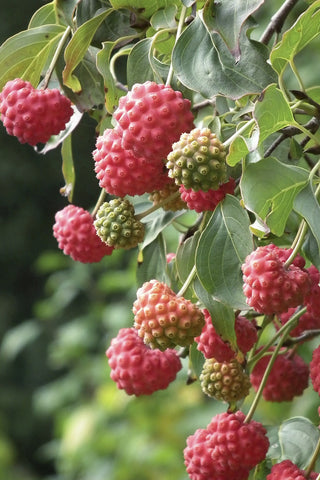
179 177 236 212
149 181 188 211
267 459 318 480
184 410 269 480
94 198 145 249
195 310 257 361
310 344 320 396
106 327 182 396
113 81 194 160
132 279 205 350
250 347 309 402
93 128 170 197
200 357 251 403
166 127 227 191
0 78 73 145
242 244 311 315
53 205 114 263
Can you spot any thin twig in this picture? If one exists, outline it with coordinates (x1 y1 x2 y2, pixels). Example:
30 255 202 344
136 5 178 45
260 0 300 45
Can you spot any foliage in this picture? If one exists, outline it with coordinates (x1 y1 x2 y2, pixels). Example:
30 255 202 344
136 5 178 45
1 0 320 479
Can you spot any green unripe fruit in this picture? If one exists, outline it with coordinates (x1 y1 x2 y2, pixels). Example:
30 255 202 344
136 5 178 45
200 357 251 403
94 198 145 249
166 127 227 192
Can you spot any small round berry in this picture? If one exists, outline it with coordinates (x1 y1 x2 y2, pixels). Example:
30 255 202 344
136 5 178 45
242 244 311 315
166 127 227 191
310 344 320 396
179 177 236 212
0 78 73 145
106 327 182 396
250 347 309 402
184 411 269 479
94 198 145 249
200 357 251 403
113 81 194 160
133 279 205 350
93 128 170 197
267 459 318 480
53 205 114 263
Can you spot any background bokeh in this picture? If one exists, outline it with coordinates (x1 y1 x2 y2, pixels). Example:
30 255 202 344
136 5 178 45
0 2 319 480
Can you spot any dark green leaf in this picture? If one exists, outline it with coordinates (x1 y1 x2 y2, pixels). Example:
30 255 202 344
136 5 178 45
254 84 297 145
270 0 320 75
195 195 253 309
294 182 320 256
60 134 75 202
54 0 79 27
241 157 308 237
96 42 124 114
303 230 320 271
172 14 276 99
136 233 168 286
127 37 169 87
175 232 200 300
110 0 180 20
61 48 106 111
0 25 66 90
151 4 178 30
193 279 237 350
28 2 57 28
189 342 205 379
279 417 320 469
140 209 185 249
203 0 264 60
63 9 113 91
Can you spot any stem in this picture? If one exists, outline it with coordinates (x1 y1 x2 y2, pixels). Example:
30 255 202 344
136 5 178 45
290 59 305 92
135 191 180 221
91 188 107 218
259 0 300 45
177 264 196 297
245 315 299 423
42 26 71 89
247 307 307 369
305 434 320 477
284 220 308 267
166 5 188 87
223 119 255 148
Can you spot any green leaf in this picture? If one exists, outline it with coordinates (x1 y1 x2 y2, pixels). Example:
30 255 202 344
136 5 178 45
110 0 180 20
60 47 106 111
63 9 113 91
203 0 265 60
136 234 168 286
0 25 66 90
138 208 184 249
60 134 75 202
175 232 200 300
96 42 123 114
270 0 320 75
279 417 320 469
127 37 169 87
28 2 57 28
151 4 178 30
254 84 297 145
294 182 320 255
54 0 79 27
195 195 253 309
303 230 320 271
39 106 82 154
172 13 276 99
193 279 237 351
189 342 205 379
226 130 258 167
241 157 308 236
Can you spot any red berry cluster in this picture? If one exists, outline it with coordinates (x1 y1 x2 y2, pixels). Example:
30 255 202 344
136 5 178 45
0 78 73 145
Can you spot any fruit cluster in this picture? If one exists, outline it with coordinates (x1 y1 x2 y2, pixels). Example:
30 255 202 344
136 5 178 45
2 75 320 480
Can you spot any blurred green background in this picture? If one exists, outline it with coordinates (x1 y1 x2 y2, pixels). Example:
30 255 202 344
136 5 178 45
1 2 320 480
